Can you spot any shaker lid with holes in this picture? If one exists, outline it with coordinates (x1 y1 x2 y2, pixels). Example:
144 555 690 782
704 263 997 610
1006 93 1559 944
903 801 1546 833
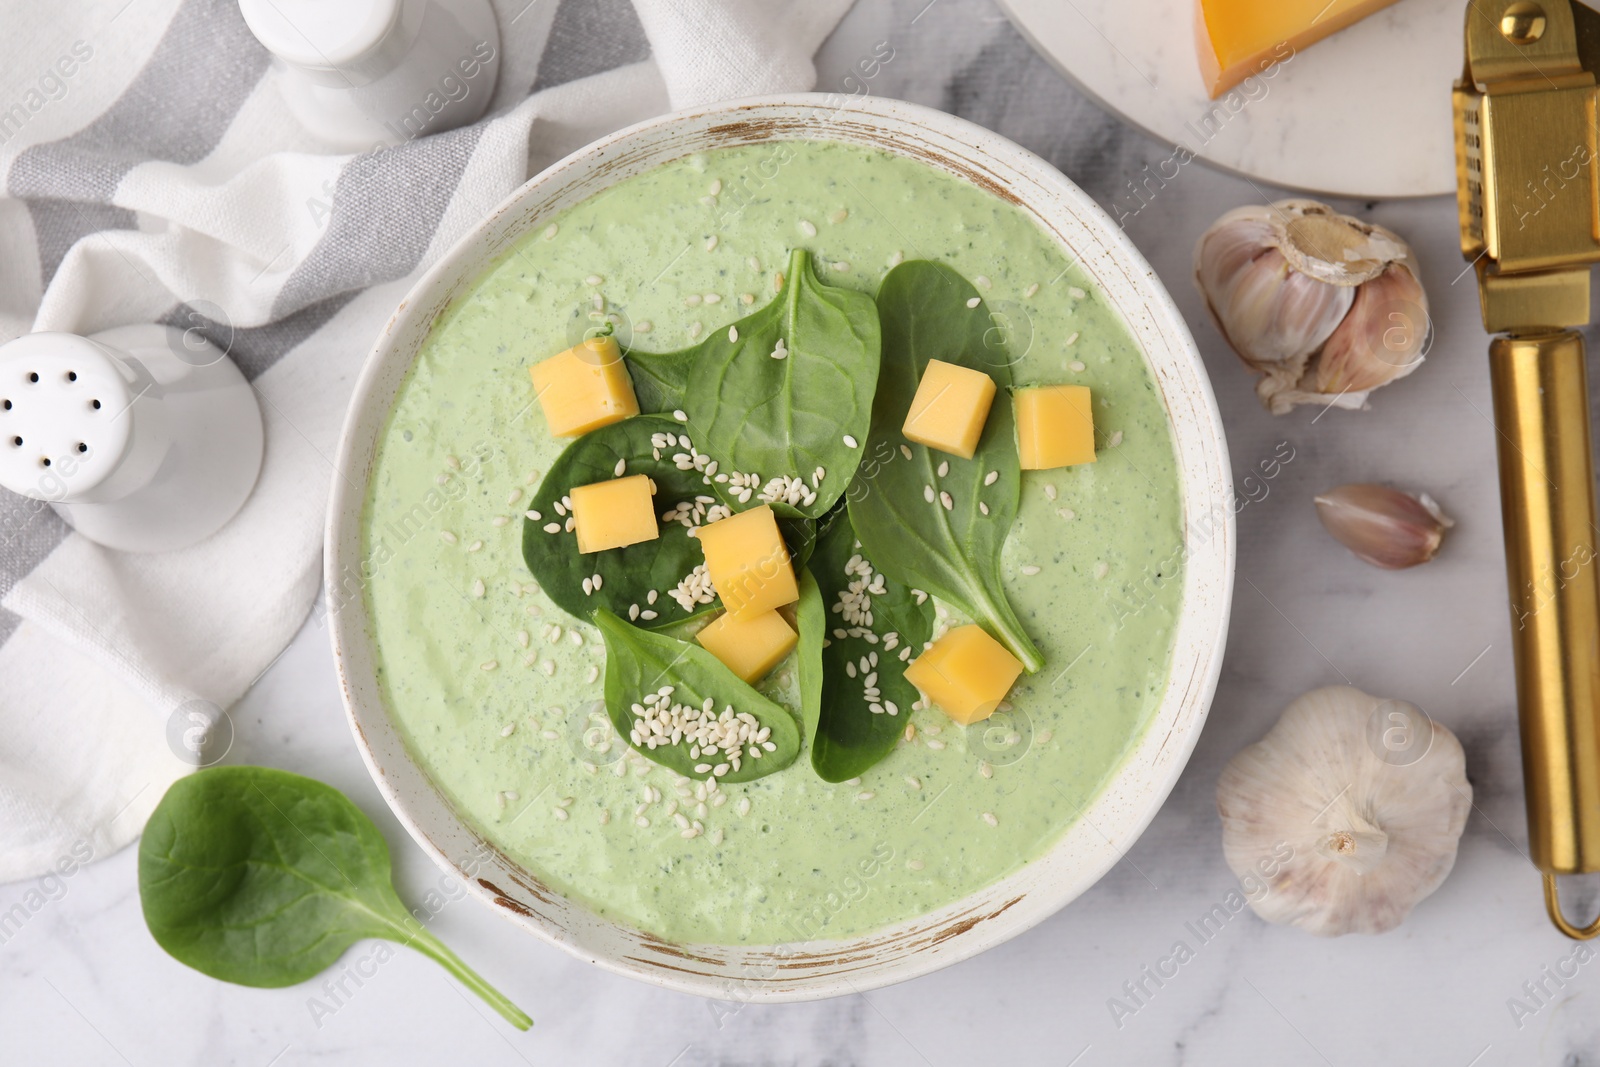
0 333 132 500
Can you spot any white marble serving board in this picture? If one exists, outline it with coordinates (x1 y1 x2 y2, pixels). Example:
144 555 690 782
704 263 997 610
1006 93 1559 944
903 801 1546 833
998 0 1462 198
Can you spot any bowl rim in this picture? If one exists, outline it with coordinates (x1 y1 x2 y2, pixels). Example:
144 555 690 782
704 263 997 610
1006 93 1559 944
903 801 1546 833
325 91 1235 1002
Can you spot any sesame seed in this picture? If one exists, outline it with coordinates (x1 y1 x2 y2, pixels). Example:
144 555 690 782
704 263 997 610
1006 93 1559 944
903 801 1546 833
1095 560 1110 579
831 261 850 272
1038 729 1054 744
554 807 569 822
471 579 485 598
739 293 755 305
774 271 784 292
705 235 719 252
467 539 483 553
685 293 702 307
635 320 653 333
843 434 858 448
586 666 599 684
856 791 875 801
688 322 703 339
966 297 981 308
709 179 722 195
704 293 721 304
975 275 992 289
1022 564 1041 576
737 797 752 816
647 590 658 604
492 515 510 527
1069 360 1086 372
1058 508 1076 520
543 522 562 534
728 325 738 342
1109 430 1124 447
980 502 990 515
1044 483 1057 501
799 219 817 237
440 530 458 544
829 208 849 224
506 488 523 506
908 859 925 871
526 510 541 521
541 661 556 676
542 223 558 240
445 454 461 470
1069 286 1087 300
582 577 593 596
480 660 498 671
628 603 640 620
982 811 999 827
979 760 993 778
939 491 953 510
614 458 626 477
640 610 658 620
1065 331 1080 346
926 739 946 751
984 470 999 485
585 274 604 286
888 250 904 267
710 828 724 845
436 474 449 486
904 724 916 742
517 630 530 647
599 809 611 824
674 409 688 422
501 723 516 737
937 460 949 478
635 816 650 828
1024 282 1040 298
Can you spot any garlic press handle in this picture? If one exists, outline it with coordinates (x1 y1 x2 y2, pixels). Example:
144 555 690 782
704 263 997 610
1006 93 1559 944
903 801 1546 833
1489 330 1600 937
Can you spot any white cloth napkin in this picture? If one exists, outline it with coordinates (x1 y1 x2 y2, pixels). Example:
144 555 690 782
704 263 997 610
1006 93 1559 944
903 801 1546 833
0 0 854 883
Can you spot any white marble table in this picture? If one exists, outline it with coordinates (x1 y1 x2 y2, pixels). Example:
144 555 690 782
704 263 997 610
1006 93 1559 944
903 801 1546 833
6 0 1597 1063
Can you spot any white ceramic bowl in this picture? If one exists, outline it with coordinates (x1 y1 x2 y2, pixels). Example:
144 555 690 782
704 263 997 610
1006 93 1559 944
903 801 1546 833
327 94 1234 1002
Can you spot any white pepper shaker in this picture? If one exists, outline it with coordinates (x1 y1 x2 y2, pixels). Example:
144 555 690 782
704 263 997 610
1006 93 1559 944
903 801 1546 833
0 325 264 553
239 0 500 151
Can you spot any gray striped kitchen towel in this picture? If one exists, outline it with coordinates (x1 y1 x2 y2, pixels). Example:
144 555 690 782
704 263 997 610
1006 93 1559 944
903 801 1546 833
0 0 853 882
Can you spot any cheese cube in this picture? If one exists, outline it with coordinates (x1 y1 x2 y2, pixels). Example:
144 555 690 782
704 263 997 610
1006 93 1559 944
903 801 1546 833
905 624 1024 726
697 505 798 617
1015 385 1096 469
569 474 658 554
902 359 997 459
696 609 798 682
528 334 640 438
1197 0 1398 99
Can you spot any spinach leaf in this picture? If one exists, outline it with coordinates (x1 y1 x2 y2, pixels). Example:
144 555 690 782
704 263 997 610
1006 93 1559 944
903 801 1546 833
625 249 881 519
523 415 815 628
594 608 801 782
847 261 1043 671
138 766 531 1031
808 508 935 781
792 570 825 754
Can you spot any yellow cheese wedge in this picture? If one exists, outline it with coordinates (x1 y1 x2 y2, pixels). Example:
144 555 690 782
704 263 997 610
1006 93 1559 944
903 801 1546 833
697 505 799 618
528 334 640 438
905 624 1024 726
1015 385 1096 470
901 359 997 460
569 474 658 554
1196 0 1399 98
696 609 798 683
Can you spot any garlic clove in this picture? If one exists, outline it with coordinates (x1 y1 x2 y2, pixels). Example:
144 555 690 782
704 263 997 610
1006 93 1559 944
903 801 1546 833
1217 686 1471 936
1315 263 1429 396
1314 483 1453 570
1193 200 1427 415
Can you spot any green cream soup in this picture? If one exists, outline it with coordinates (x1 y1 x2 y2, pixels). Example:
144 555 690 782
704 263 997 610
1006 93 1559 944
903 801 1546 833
362 141 1185 945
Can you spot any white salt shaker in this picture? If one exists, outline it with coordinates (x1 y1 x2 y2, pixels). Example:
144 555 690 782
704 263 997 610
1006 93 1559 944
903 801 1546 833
239 0 501 151
0 325 264 553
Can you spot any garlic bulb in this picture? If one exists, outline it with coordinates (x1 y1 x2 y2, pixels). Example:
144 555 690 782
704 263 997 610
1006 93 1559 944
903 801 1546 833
1314 484 1453 569
1194 200 1429 414
1217 686 1470 936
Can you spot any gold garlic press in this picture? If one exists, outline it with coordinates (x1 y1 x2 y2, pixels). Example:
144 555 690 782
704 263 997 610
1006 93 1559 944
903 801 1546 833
1455 0 1600 938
